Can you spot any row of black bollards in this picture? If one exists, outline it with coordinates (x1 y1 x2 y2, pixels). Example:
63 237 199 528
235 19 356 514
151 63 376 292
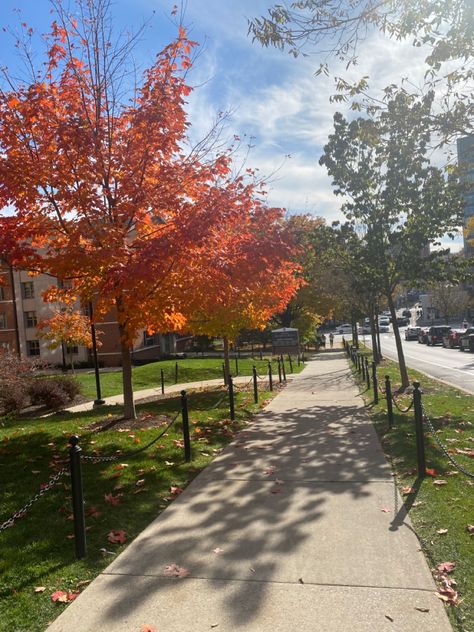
344 340 426 478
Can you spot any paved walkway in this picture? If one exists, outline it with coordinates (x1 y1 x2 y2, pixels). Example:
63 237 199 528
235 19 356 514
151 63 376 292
47 351 452 632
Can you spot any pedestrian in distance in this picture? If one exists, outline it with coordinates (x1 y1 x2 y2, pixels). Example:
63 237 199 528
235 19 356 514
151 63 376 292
329 332 334 348
321 333 326 349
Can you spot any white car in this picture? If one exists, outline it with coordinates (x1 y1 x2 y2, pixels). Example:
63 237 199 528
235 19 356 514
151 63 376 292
378 323 390 333
337 324 352 334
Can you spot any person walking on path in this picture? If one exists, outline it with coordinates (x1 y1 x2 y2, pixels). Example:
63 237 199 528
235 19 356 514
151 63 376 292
321 333 326 349
329 332 334 348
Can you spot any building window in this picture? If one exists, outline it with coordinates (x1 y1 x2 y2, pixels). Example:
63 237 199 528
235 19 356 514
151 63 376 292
66 345 79 355
26 340 40 356
143 332 156 347
24 311 38 328
21 282 34 299
0 313 6 329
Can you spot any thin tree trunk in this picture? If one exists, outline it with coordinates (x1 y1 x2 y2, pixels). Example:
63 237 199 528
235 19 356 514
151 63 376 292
369 304 379 364
388 293 409 389
120 336 136 419
223 336 231 384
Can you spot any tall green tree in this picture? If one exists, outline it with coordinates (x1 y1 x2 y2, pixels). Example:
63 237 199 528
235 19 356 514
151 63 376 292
320 91 464 387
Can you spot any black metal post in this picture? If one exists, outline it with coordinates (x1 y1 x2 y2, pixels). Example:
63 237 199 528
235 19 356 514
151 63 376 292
365 357 370 389
297 353 301 366
175 361 178 384
372 362 379 404
361 356 366 380
413 382 426 478
385 375 394 429
268 361 273 391
288 354 293 373
89 302 105 406
277 358 282 383
222 362 227 386
180 390 191 462
160 368 165 395
280 355 287 381
252 365 258 404
68 436 86 559
228 375 235 421
235 355 239 375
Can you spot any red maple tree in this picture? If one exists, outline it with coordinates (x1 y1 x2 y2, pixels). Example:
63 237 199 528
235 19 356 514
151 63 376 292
0 2 300 418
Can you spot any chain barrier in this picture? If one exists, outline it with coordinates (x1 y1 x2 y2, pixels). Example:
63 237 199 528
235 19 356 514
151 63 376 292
0 467 68 531
421 403 474 479
82 410 181 463
391 394 414 414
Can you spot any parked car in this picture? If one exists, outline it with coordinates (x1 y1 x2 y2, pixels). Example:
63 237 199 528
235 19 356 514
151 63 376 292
396 316 409 326
357 325 371 334
405 326 421 341
459 328 474 352
427 325 452 346
337 323 353 334
378 323 390 333
418 327 429 344
378 318 390 327
442 328 466 348
402 309 412 318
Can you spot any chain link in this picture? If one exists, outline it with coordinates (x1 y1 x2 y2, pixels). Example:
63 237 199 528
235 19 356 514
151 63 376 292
391 394 414 413
82 410 181 463
421 403 474 479
0 467 68 531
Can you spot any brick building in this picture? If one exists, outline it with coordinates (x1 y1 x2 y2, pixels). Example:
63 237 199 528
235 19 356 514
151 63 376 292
0 261 186 366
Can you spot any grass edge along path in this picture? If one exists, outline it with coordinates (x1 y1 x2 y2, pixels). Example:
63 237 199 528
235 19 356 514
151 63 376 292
350 350 474 632
0 381 280 632
65 356 304 400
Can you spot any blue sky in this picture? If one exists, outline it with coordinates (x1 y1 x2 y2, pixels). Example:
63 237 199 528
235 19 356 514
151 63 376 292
0 0 463 250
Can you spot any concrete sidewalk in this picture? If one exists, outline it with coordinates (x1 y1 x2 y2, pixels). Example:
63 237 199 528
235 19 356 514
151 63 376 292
47 351 452 632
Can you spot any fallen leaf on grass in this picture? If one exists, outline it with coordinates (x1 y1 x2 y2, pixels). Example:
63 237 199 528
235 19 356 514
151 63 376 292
436 529 448 535
412 501 424 507
433 480 448 486
466 525 474 535
213 548 224 554
437 562 455 574
135 479 146 487
401 486 415 495
164 461 174 466
170 486 184 495
34 586 46 593
425 468 438 477
104 493 122 506
107 530 127 544
163 564 190 578
51 590 77 603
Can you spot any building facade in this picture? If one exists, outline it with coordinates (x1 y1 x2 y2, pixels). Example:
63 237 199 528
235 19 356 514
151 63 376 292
0 262 185 366
458 135 474 254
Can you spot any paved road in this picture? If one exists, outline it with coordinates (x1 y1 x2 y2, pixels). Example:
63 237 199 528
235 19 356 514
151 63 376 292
347 330 474 394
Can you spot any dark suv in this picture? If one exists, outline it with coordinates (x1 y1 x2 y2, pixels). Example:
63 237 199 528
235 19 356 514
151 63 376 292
427 326 451 346
459 328 474 352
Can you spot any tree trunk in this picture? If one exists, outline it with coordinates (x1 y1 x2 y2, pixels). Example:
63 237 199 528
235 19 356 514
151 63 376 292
118 324 136 419
223 336 231 384
388 294 409 389
369 305 379 364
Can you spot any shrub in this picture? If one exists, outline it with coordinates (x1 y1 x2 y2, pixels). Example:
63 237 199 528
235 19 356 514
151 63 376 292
53 377 81 401
0 382 29 414
28 376 80 410
28 379 69 410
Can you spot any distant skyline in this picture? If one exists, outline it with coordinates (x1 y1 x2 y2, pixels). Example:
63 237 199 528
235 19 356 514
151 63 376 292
0 0 463 251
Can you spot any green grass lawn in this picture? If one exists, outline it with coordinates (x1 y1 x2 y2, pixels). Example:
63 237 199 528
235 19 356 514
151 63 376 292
0 383 276 632
350 351 474 632
62 356 304 400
